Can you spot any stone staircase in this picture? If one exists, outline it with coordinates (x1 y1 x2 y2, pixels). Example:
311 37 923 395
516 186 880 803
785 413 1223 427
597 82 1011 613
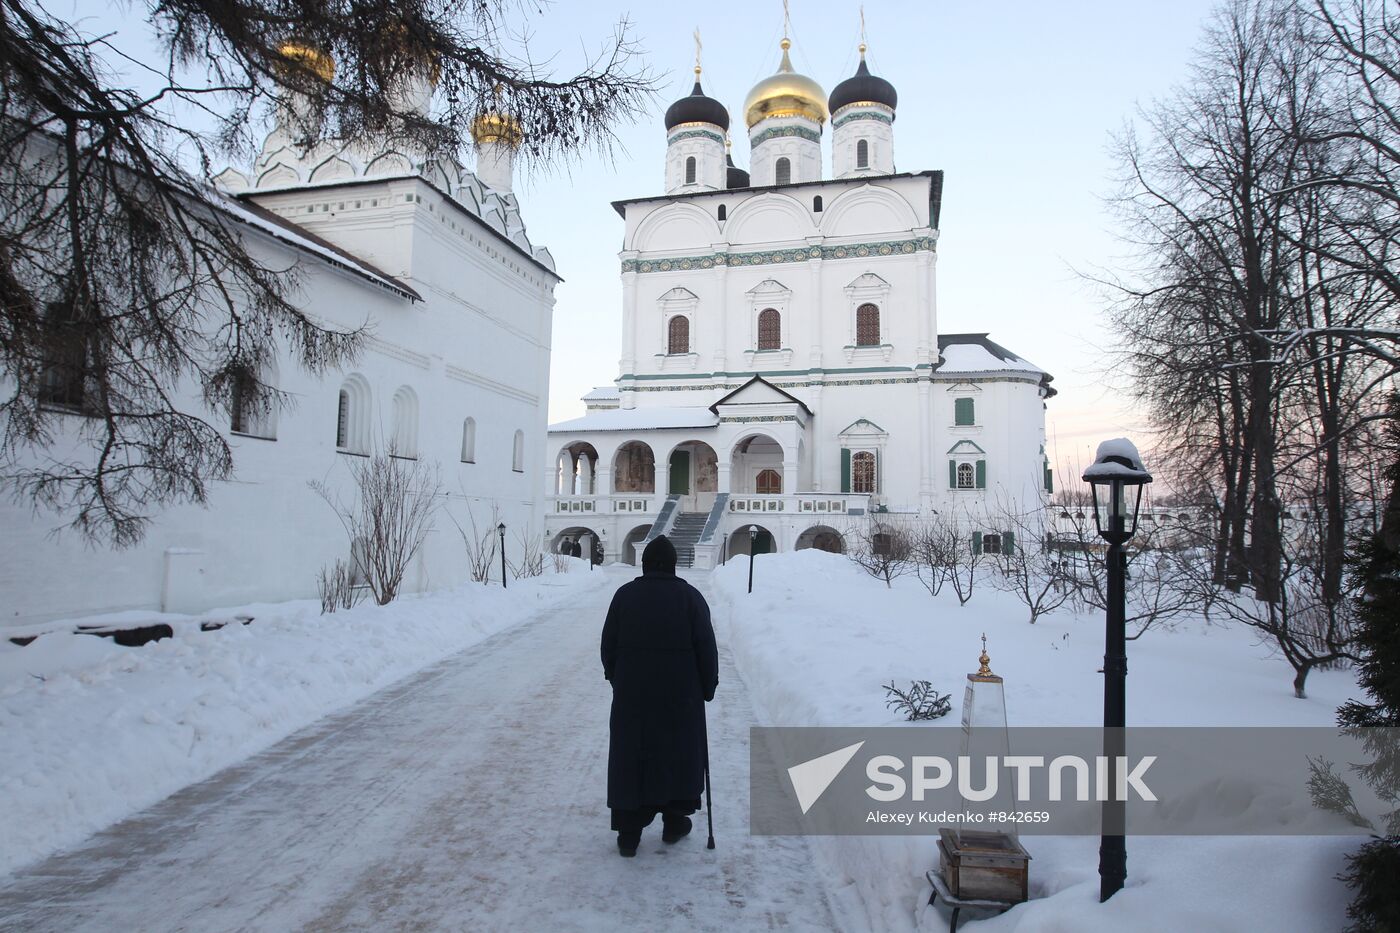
667 511 709 569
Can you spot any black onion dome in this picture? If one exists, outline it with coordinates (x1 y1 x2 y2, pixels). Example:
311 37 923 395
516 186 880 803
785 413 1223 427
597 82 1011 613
665 79 730 131
726 153 750 189
828 57 897 115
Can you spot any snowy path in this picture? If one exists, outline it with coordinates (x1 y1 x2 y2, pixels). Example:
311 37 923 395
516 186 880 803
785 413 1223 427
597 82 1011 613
0 568 841 932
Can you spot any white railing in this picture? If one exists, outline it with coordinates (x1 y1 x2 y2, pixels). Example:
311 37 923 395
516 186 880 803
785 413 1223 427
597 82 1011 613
728 493 872 515
551 494 658 515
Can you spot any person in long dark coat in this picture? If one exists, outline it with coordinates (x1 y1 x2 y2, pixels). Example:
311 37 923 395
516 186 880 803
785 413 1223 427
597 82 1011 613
600 535 719 857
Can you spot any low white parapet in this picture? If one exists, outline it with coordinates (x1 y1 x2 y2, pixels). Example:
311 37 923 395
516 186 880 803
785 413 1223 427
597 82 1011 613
551 494 658 515
727 493 872 516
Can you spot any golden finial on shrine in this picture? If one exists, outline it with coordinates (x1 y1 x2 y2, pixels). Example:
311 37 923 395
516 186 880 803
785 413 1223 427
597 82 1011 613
977 633 994 678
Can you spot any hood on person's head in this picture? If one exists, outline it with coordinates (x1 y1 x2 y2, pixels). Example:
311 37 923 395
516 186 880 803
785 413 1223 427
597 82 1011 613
642 535 677 574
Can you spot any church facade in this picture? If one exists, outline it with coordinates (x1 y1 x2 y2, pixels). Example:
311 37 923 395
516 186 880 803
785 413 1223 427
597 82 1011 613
0 55 558 628
546 39 1055 568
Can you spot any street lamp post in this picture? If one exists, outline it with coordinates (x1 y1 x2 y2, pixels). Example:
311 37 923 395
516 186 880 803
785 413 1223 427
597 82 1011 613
497 522 507 590
1081 438 1152 903
747 525 758 594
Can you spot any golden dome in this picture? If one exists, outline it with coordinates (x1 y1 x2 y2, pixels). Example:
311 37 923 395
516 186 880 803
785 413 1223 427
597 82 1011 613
471 112 524 147
743 38 828 129
276 41 335 84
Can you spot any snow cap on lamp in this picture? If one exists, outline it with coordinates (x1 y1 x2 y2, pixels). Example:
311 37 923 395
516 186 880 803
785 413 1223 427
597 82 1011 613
1081 438 1152 485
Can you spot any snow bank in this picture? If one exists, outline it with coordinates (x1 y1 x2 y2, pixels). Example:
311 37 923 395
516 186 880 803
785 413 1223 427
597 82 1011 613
0 564 607 877
712 549 1359 933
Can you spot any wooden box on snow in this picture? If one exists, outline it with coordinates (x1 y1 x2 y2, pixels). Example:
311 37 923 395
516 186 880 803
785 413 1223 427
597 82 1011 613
938 829 1030 904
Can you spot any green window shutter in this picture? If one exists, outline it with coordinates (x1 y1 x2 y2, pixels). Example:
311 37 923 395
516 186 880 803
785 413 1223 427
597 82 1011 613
972 531 983 554
948 460 957 489
840 448 851 493
1044 465 1054 493
955 397 974 426
874 449 881 494
1003 531 1015 555
975 460 986 489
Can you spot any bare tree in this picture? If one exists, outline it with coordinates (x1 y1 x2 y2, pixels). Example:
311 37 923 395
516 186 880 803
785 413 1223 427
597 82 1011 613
847 517 912 588
1203 496 1361 697
946 522 983 607
0 0 652 545
510 528 544 580
311 451 441 605
909 515 956 598
1054 512 1207 640
988 502 1072 624
316 558 363 614
447 499 499 585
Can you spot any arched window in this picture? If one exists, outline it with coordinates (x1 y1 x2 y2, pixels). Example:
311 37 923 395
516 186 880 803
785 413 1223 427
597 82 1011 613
461 417 476 463
856 303 881 347
230 359 278 440
336 374 371 453
813 195 823 212
391 386 418 458
856 139 869 169
685 156 697 184
957 462 975 489
757 308 781 351
668 315 690 355
756 468 782 495
512 429 525 472
852 451 877 493
717 204 727 221
39 299 94 412
775 157 791 185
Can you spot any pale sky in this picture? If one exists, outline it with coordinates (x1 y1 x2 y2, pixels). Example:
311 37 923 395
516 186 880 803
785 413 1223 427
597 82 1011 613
68 0 1226 477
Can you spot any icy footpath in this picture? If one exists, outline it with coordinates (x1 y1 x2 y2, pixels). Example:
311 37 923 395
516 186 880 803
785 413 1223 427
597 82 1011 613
0 562 607 877
711 549 1357 933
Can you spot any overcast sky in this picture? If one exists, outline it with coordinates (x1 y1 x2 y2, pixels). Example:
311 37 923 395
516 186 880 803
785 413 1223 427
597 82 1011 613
70 0 1226 477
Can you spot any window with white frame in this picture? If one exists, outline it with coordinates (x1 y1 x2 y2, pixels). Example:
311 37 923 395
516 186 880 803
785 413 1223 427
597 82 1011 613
461 417 476 463
391 386 419 457
775 157 791 185
957 461 975 489
851 450 877 494
856 303 881 347
336 374 371 453
668 315 690 354
856 139 869 169
757 308 781 351
230 358 278 440
685 156 697 184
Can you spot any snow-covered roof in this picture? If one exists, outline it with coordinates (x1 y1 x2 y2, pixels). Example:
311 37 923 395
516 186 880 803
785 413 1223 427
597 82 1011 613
212 190 421 301
935 333 1056 397
936 334 1044 374
549 407 718 434
582 386 620 401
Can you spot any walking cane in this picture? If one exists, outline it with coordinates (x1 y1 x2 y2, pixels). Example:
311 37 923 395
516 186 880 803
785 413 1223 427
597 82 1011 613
704 705 716 849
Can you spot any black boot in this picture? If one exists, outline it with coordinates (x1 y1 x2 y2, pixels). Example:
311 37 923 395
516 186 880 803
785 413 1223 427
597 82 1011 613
617 832 640 857
661 816 692 844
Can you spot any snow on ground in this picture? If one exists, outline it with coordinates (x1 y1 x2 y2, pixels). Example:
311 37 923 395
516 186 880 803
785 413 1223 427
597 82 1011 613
711 549 1360 933
0 561 607 877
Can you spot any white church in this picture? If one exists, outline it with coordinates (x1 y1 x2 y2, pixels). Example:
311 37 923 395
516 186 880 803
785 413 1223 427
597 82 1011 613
0 48 558 628
546 37 1056 568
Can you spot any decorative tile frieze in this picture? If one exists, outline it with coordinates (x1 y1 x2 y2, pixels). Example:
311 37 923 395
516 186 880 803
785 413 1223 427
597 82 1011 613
832 110 894 129
749 125 822 146
667 128 725 144
621 236 935 274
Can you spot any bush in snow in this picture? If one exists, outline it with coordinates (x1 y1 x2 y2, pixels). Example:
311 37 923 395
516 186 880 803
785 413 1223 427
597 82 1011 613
883 681 952 721
311 450 442 606
848 518 912 588
510 530 545 579
317 559 364 614
448 500 500 584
